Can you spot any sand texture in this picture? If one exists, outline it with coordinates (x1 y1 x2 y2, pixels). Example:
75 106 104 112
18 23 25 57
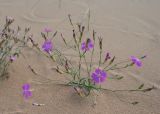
0 0 160 114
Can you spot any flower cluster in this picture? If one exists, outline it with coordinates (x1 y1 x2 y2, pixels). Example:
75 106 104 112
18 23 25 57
81 38 94 52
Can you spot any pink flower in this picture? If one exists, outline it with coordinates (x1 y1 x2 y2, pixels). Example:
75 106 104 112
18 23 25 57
81 39 94 52
22 83 32 99
43 27 52 33
42 40 53 53
10 56 16 62
91 68 107 83
130 56 142 67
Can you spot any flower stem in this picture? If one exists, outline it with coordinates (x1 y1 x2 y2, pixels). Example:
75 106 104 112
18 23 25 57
89 36 95 74
83 55 90 77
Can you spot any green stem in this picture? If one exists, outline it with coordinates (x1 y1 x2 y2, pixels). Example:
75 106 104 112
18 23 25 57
103 59 130 70
78 56 82 79
99 50 102 67
65 82 154 93
83 55 90 76
89 39 95 74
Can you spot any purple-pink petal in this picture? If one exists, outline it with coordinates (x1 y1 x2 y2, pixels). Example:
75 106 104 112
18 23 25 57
131 56 142 67
136 60 142 67
23 90 32 99
81 42 86 50
22 83 32 99
91 68 107 83
92 75 100 83
43 27 52 33
88 42 93 48
95 68 101 74
22 83 30 90
100 70 107 77
10 56 16 62
42 40 53 53
81 39 94 52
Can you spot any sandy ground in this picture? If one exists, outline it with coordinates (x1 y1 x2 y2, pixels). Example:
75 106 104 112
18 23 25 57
0 0 160 114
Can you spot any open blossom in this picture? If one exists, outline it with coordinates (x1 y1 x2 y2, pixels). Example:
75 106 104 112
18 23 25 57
81 39 94 51
130 56 142 67
91 68 107 83
42 40 53 53
22 83 32 99
43 27 52 33
9 55 16 62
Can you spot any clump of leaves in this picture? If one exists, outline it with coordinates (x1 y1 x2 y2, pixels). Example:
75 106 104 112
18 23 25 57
0 16 30 78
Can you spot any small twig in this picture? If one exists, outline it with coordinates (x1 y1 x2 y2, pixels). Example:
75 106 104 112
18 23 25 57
68 14 74 28
32 102 45 106
28 65 38 75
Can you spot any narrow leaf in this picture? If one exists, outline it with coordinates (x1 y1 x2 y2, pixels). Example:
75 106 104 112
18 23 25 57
138 84 144 89
109 56 115 65
132 101 139 105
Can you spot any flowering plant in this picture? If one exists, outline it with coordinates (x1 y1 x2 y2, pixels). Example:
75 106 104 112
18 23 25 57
0 17 30 78
27 16 149 98
0 17 154 106
57 27 146 97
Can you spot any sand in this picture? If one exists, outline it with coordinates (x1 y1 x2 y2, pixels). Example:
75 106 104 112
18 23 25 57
0 0 160 114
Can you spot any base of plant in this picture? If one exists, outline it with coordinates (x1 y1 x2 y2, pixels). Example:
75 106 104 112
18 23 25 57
67 81 101 97
0 72 9 80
